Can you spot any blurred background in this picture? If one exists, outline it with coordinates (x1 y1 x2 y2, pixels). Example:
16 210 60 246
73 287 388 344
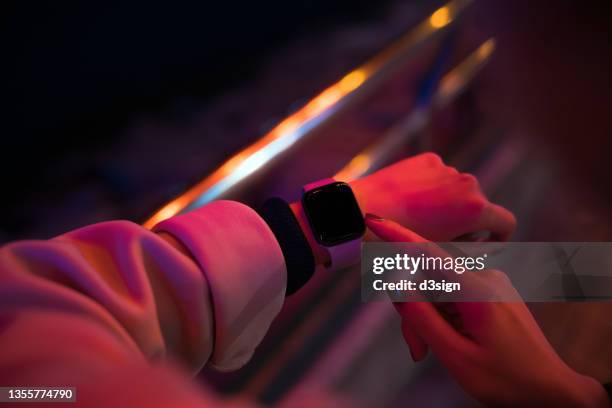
3 0 612 406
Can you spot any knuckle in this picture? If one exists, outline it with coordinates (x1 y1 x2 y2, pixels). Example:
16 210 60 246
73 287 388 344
421 152 443 165
465 197 487 215
459 173 478 185
446 166 459 175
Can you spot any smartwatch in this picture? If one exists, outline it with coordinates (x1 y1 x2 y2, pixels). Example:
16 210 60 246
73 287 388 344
302 178 366 270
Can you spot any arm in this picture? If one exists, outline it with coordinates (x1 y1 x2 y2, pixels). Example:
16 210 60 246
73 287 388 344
0 152 515 406
291 152 517 269
0 200 284 405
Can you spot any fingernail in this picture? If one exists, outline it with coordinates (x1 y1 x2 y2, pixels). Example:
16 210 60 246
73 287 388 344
365 213 385 222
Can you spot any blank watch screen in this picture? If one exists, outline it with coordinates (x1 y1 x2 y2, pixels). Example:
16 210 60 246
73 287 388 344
302 182 365 246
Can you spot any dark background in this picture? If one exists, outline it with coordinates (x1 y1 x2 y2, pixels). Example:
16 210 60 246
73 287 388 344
2 0 393 241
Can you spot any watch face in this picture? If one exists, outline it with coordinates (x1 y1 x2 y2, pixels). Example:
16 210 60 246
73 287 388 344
303 182 365 246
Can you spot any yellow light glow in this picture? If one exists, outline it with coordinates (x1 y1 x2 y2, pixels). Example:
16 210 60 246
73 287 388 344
221 151 249 172
429 6 451 28
144 1 469 229
339 70 367 92
334 153 372 182
316 88 342 110
478 38 496 59
272 118 300 138
303 87 343 117
145 201 185 229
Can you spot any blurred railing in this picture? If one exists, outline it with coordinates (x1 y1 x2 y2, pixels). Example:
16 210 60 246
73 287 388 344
143 0 473 229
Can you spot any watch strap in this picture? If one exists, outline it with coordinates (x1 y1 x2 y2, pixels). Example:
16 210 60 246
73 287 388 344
302 177 336 192
258 197 315 295
327 239 362 271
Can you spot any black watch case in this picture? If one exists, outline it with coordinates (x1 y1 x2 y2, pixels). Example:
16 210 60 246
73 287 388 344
302 181 365 246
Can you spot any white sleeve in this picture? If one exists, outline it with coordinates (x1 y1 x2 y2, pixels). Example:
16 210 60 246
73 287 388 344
154 200 287 371
0 200 286 406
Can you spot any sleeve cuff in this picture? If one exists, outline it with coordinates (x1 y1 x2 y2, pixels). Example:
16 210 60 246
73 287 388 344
154 200 286 371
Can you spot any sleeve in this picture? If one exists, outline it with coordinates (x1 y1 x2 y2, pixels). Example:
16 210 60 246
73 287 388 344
0 200 286 406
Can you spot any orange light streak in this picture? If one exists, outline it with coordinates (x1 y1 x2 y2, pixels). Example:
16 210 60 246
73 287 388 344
144 1 468 229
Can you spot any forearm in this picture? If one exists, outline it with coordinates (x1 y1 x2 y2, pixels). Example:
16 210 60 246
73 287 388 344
0 201 286 376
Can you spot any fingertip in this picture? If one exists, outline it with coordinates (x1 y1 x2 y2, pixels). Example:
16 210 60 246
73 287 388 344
365 214 426 243
364 213 393 240
364 213 385 223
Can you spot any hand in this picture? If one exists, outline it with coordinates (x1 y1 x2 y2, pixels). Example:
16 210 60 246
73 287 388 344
292 153 517 267
365 216 609 408
351 152 516 241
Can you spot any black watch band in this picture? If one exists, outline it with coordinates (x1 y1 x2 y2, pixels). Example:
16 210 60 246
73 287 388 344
258 197 315 295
